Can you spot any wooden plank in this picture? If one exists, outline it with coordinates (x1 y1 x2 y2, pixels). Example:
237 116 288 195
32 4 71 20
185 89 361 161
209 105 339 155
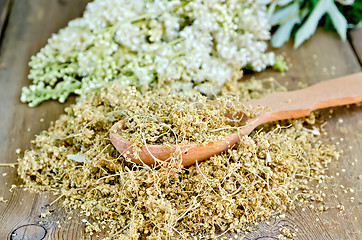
349 27 362 65
0 0 91 239
244 28 361 88
0 2 361 239
240 29 362 239
0 0 12 33
0 0 13 52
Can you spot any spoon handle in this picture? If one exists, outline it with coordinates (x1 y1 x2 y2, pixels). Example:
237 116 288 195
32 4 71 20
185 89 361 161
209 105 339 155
245 72 362 126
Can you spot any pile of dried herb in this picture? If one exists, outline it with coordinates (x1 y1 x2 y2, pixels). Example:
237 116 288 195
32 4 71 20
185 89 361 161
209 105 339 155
114 88 259 146
18 78 339 239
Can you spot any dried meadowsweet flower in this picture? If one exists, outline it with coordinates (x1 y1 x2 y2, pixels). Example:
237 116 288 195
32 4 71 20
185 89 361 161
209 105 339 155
115 88 256 146
18 79 339 239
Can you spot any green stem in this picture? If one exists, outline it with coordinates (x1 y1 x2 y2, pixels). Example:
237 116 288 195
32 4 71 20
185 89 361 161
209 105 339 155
108 1 190 37
151 37 186 53
0 163 18 167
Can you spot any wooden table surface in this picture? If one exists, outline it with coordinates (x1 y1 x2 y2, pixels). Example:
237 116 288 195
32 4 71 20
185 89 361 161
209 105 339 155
0 1 361 239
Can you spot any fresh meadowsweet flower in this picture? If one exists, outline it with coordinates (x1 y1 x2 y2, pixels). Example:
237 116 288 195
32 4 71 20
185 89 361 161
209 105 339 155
22 0 277 106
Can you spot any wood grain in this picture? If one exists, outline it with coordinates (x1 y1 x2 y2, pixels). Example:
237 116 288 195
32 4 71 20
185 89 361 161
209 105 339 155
0 2 361 239
0 0 13 49
244 28 361 89
349 27 362 65
240 29 362 240
0 0 91 239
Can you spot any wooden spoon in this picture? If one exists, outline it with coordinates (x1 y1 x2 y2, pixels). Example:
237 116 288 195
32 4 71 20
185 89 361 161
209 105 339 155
110 72 362 167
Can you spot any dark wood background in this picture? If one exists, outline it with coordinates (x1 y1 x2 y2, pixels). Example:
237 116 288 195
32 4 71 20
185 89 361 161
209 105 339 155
0 0 361 239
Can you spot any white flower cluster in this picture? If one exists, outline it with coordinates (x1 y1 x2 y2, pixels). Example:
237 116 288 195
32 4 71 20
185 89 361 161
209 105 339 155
22 0 275 106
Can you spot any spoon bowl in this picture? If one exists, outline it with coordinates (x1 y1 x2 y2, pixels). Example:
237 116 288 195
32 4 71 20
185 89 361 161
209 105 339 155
110 118 257 166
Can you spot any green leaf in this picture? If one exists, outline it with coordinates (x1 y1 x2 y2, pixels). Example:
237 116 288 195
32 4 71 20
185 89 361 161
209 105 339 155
257 0 273 4
294 0 328 48
272 16 300 48
267 2 277 19
271 2 300 48
269 2 300 26
327 1 348 41
276 0 294 6
294 0 348 48
300 7 309 21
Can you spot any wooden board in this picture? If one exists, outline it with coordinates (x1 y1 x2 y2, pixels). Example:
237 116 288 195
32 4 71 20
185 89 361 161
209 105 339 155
0 1 361 239
0 0 13 43
0 1 93 239
242 28 362 240
349 27 362 65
